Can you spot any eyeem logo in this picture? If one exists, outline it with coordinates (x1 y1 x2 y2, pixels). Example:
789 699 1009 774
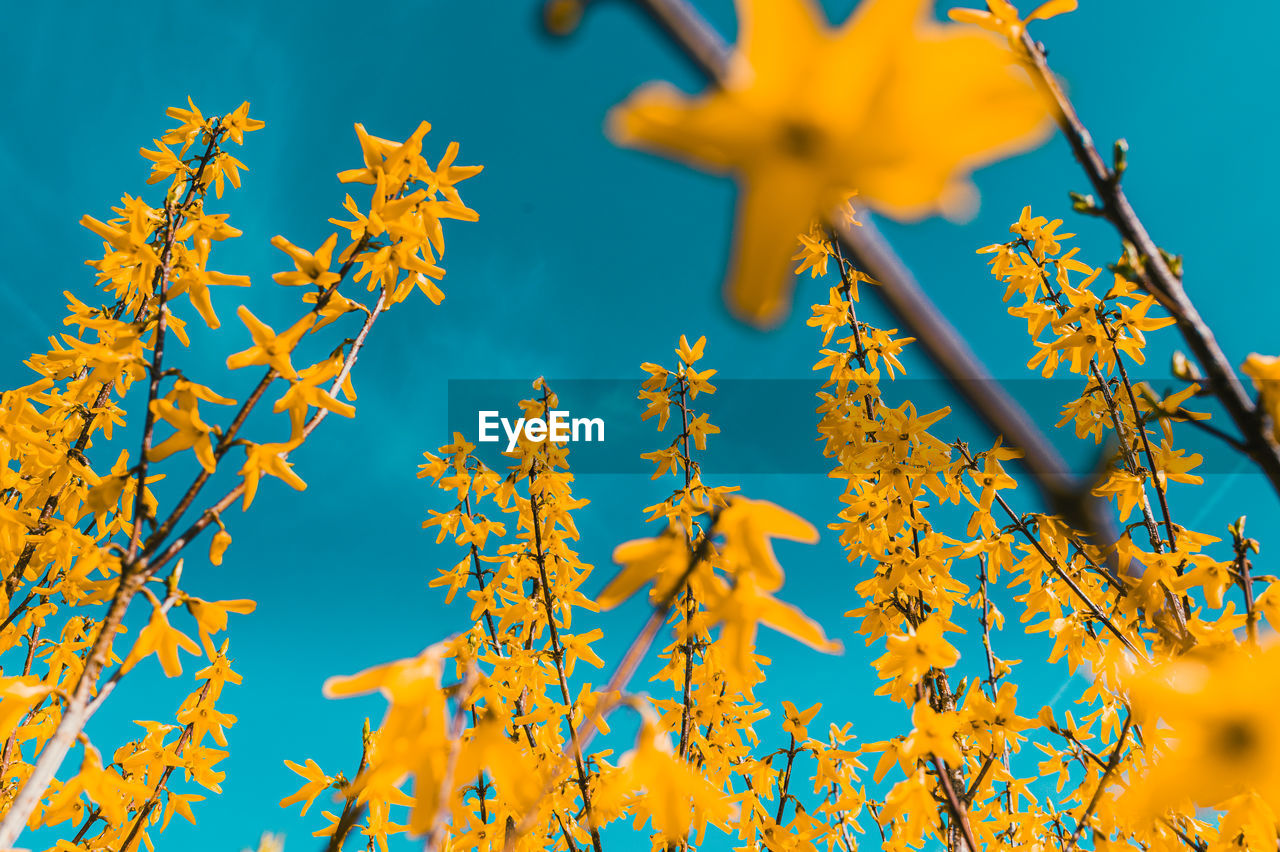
478 410 605 452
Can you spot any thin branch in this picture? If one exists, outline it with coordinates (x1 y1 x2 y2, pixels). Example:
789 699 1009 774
956 443 1148 663
1016 29 1280 498
526 386 605 852
1066 713 1131 850
513 512 721 840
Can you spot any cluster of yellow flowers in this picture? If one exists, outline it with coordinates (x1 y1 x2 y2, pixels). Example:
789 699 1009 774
793 199 1280 849
287 343 853 849
0 99 480 850
275 203 1280 851
6 0 1280 850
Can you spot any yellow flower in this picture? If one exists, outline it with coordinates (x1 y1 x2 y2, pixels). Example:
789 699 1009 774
619 721 734 842
609 0 1050 328
225 306 316 380
279 758 333 817
781 700 821 741
717 497 819 591
872 616 960 687
600 523 692 609
273 357 357 443
709 572 842 691
220 100 266 146
1242 353 1280 442
238 442 307 509
0 677 53 742
271 234 342 289
122 594 203 678
148 379 237 474
208 529 232 566
163 96 210 154
949 0 1078 48
185 597 257 650
880 769 941 846
903 701 962 767
1124 642 1280 817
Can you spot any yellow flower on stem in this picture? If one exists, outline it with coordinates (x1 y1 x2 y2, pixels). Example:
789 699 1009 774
163 96 211 155
903 701 963 767
608 0 1050 328
122 591 202 678
279 758 334 817
781 700 821 741
600 523 693 609
872 616 960 688
619 720 734 843
238 441 307 510
717 496 819 591
881 769 942 847
208 528 232 566
949 0 1078 48
338 122 432 186
220 100 266 146
273 358 357 444
708 572 843 692
428 141 484 205
225 306 316 380
148 379 237 474
185 597 257 652
0 677 53 742
271 234 342 290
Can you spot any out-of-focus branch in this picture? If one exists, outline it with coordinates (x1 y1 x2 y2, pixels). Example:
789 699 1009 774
563 0 1120 555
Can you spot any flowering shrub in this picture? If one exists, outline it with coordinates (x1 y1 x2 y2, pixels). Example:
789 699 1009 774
4 2 1280 851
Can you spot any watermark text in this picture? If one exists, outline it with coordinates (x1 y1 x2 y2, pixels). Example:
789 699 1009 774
477 410 605 452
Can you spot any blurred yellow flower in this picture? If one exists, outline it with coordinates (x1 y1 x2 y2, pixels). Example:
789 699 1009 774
1124 643 1280 818
609 0 1050 327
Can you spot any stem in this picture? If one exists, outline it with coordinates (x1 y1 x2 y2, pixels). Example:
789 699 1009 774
1065 713 1131 850
125 201 179 563
774 735 798 824
514 513 721 840
673 373 700 764
1104 323 1177 551
1232 521 1259 646
118 680 214 852
1086 361 1165 557
527 414 605 852
914 681 979 852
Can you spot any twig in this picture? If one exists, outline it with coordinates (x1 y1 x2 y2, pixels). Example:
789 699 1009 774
1066 713 1131 850
914 681 980 852
526 386 605 852
514 512 721 840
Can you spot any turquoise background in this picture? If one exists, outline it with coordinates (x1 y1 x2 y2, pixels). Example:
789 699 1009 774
1 0 1275 849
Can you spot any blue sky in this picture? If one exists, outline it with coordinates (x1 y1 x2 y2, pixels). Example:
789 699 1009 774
2 1 1277 849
